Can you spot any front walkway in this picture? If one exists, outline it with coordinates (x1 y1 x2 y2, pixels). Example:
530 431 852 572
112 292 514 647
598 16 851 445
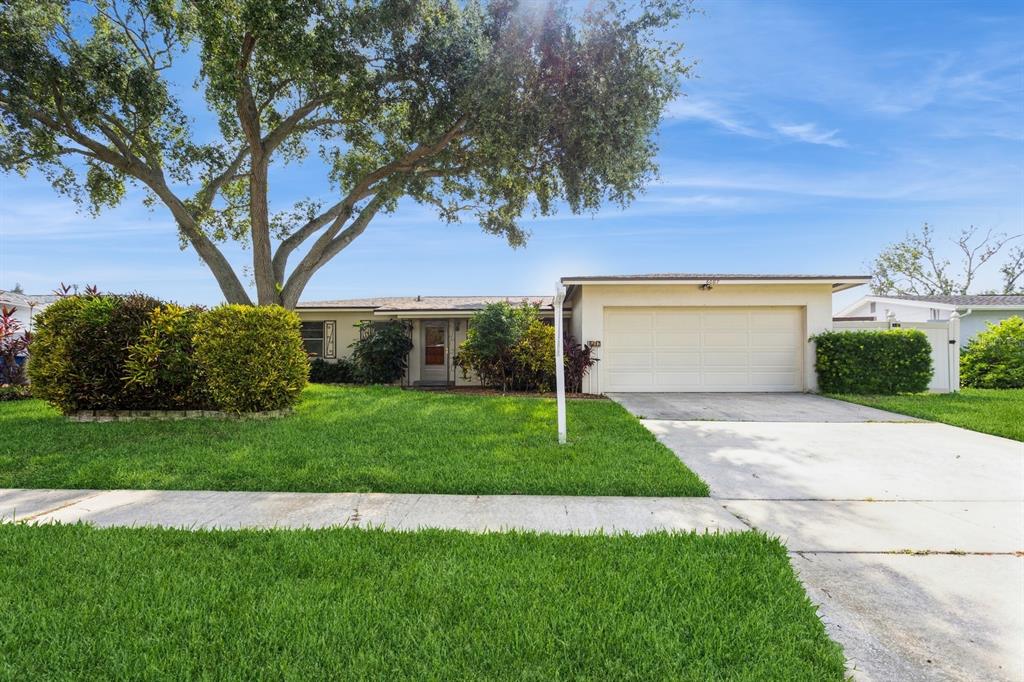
612 393 1024 682
0 488 745 535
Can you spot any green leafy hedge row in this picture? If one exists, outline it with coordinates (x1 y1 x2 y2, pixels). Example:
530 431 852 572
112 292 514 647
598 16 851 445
29 295 307 414
813 329 932 394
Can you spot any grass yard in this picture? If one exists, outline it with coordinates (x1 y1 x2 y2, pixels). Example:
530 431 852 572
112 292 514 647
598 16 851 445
832 388 1024 441
0 523 844 680
0 384 706 496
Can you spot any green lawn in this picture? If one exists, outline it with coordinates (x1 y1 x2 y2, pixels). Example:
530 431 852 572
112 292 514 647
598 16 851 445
0 384 706 496
832 388 1024 441
0 523 844 680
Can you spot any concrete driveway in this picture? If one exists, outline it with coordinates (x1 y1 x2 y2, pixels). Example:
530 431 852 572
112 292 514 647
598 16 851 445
611 393 1024 682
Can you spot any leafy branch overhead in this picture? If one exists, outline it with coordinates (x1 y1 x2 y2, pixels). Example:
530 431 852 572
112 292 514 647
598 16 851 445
0 0 693 307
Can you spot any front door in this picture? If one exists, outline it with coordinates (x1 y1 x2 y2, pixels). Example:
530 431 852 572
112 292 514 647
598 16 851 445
421 321 448 383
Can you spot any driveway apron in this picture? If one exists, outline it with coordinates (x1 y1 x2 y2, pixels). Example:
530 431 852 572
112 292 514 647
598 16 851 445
611 392 1024 682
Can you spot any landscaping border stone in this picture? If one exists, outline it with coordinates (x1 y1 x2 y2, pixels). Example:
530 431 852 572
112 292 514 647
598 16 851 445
66 408 293 422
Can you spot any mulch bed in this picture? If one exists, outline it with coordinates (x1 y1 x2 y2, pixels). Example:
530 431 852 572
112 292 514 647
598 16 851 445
419 387 607 400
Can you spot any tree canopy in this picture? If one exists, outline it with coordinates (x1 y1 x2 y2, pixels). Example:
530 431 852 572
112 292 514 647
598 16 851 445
1 0 692 306
870 223 1023 296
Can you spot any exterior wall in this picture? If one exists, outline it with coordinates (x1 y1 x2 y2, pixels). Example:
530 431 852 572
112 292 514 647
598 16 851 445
574 283 835 394
960 310 1022 343
834 318 960 393
845 300 942 323
296 310 372 360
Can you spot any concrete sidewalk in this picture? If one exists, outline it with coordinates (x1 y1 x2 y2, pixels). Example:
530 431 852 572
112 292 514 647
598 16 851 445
0 488 747 535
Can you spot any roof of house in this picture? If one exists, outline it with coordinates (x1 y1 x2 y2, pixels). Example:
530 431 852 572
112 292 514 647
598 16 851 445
297 295 554 312
0 291 61 308
559 272 870 292
879 294 1024 308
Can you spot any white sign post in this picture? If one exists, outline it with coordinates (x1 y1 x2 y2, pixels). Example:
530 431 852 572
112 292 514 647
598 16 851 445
553 282 567 444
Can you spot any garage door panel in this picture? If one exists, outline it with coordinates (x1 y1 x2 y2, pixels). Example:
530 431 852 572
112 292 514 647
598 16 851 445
655 331 701 347
605 331 654 347
654 311 701 330
603 306 803 392
654 351 701 369
702 312 750 330
607 351 652 370
749 331 800 347
751 350 800 368
654 372 702 388
703 331 750 347
606 311 653 330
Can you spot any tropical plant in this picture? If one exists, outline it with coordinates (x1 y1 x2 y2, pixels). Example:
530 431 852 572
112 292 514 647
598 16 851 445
456 302 537 390
960 316 1024 389
0 305 30 385
349 321 414 384
124 304 210 408
563 333 597 393
308 357 356 384
0 0 692 307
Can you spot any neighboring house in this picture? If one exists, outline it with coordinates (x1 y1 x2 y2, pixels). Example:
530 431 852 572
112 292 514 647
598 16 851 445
0 291 60 339
298 273 869 393
836 294 1024 345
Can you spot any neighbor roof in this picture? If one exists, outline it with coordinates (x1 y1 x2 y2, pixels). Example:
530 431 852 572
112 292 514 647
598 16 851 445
0 291 61 308
297 295 554 312
881 294 1024 308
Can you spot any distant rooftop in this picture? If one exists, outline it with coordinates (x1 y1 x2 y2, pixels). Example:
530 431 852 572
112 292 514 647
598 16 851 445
0 291 61 307
880 294 1024 308
297 295 554 311
560 273 870 282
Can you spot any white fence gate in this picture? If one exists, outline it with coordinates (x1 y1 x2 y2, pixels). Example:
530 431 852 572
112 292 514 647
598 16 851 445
833 313 961 393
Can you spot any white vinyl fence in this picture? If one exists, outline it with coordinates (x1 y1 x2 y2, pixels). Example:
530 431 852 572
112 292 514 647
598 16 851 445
833 312 961 393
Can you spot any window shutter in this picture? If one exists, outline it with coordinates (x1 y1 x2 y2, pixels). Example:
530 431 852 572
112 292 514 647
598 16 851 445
324 320 336 359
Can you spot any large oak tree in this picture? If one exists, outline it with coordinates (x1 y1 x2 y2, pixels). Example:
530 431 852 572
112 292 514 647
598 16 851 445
1 0 691 307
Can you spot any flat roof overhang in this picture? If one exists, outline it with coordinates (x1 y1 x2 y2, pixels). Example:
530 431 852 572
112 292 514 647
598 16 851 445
560 274 871 293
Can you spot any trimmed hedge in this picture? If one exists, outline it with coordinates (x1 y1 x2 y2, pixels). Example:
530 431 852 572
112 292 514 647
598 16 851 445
308 358 357 384
30 296 307 414
961 316 1024 388
814 329 932 394
193 305 308 413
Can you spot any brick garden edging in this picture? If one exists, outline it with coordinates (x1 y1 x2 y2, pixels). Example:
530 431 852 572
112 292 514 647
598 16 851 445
67 408 293 422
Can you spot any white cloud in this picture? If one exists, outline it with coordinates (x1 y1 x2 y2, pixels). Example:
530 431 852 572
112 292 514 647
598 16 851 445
662 97 763 138
773 122 848 148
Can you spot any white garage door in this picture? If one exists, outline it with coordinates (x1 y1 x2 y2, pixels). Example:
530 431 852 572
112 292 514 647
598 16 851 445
603 307 803 392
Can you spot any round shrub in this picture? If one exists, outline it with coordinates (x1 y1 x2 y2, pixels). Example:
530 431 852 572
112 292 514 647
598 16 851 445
813 328 932 394
124 304 210 409
29 293 163 412
349 320 414 384
961 316 1024 389
193 305 308 413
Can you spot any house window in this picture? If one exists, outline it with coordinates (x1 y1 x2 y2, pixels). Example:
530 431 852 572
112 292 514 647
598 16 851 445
869 302 876 314
301 321 325 357
930 308 940 321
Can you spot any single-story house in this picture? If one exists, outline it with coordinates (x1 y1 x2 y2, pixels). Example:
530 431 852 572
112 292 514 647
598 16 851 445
836 294 1024 345
298 273 869 393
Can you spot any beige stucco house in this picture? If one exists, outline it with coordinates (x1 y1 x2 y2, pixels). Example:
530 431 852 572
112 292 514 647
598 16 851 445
297 273 869 393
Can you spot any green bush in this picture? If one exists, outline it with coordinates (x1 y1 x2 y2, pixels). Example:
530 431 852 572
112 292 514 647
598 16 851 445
125 304 210 409
308 357 357 384
961 316 1024 388
349 321 414 384
456 302 538 390
510 319 556 391
29 293 163 412
813 328 932 394
193 305 309 413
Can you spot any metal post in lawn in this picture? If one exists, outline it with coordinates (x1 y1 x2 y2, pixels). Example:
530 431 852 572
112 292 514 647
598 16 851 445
554 282 567 445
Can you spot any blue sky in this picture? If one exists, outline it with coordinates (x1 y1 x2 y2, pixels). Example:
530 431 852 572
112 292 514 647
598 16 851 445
1 0 1022 311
